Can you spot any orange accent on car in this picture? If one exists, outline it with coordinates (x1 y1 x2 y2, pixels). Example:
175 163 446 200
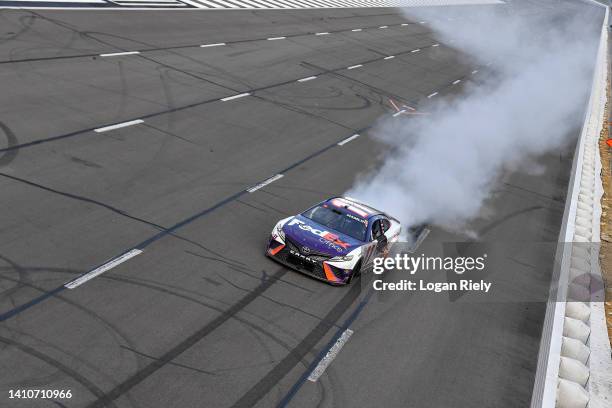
268 244 285 256
323 262 341 282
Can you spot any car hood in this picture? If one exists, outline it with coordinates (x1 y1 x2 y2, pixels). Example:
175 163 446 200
282 215 363 257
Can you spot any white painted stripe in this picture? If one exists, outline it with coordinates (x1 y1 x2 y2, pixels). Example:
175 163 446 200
392 109 406 117
267 36 286 41
432 43 440 47
419 21 427 24
452 79 461 85
100 51 140 57
200 42 226 47
247 174 284 193
401 23 409 26
351 28 362 32
298 76 317 82
337 134 359 146
411 48 421 53
379 25 388 29
65 249 143 289
94 119 144 133
12 0 104 2
427 92 438 98
472 69 478 74
315 32 330 36
307 329 353 382
384 55 395 60
221 92 250 102
347 64 363 70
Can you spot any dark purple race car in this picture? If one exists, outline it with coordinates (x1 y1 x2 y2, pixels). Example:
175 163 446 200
266 197 401 285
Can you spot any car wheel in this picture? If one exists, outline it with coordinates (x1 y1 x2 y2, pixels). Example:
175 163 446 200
346 260 362 284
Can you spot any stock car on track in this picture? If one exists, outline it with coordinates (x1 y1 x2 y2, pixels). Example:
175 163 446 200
265 197 401 285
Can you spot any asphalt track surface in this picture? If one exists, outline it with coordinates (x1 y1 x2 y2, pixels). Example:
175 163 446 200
0 1 605 408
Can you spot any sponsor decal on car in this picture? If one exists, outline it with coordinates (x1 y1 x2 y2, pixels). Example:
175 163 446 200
288 218 350 251
289 249 317 263
346 213 368 225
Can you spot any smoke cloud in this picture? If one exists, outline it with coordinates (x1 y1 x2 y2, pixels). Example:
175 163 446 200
346 1 603 233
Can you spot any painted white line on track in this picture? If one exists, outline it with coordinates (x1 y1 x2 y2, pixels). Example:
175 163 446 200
427 92 438 98
247 174 284 193
452 79 461 85
393 110 406 117
351 28 362 32
401 23 409 26
221 93 250 102
472 70 479 74
347 64 363 70
298 76 317 82
65 249 143 289
411 49 421 53
308 329 354 382
200 43 225 48
419 21 427 24
100 51 140 57
94 119 144 133
379 26 388 29
337 134 360 146
315 32 330 36
432 43 440 47
384 56 395 60
267 36 286 41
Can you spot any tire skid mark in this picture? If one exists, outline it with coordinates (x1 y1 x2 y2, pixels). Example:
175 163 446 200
0 335 117 408
86 268 289 408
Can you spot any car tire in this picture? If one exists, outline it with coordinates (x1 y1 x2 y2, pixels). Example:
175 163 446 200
346 260 362 285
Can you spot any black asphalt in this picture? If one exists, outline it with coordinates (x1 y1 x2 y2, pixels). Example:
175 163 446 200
0 2 604 408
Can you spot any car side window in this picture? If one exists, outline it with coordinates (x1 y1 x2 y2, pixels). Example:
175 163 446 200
372 220 384 240
381 218 391 233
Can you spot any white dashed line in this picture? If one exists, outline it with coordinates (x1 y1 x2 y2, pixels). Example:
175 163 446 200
337 134 360 146
401 23 409 26
94 119 144 133
427 92 438 98
432 44 440 47
351 28 362 32
411 49 421 53
379 26 388 29
247 174 284 193
99 51 140 57
298 76 317 82
347 64 363 70
472 70 479 74
384 56 395 60
221 93 250 102
307 329 354 382
393 110 406 117
65 249 143 289
419 21 427 24
200 43 225 48
267 37 286 41
315 32 330 36
452 79 461 85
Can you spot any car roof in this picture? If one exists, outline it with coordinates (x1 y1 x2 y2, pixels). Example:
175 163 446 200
323 197 384 220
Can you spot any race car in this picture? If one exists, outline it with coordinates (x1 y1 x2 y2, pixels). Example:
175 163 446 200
265 197 401 285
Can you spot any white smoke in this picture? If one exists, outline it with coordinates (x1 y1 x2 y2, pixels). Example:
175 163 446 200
347 1 603 233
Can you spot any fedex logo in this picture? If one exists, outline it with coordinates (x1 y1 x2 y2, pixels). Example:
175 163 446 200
288 219 350 249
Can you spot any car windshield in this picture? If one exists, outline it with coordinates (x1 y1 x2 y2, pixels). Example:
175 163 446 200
301 205 367 241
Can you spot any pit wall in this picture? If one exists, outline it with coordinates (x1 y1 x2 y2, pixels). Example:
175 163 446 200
535 3 612 408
